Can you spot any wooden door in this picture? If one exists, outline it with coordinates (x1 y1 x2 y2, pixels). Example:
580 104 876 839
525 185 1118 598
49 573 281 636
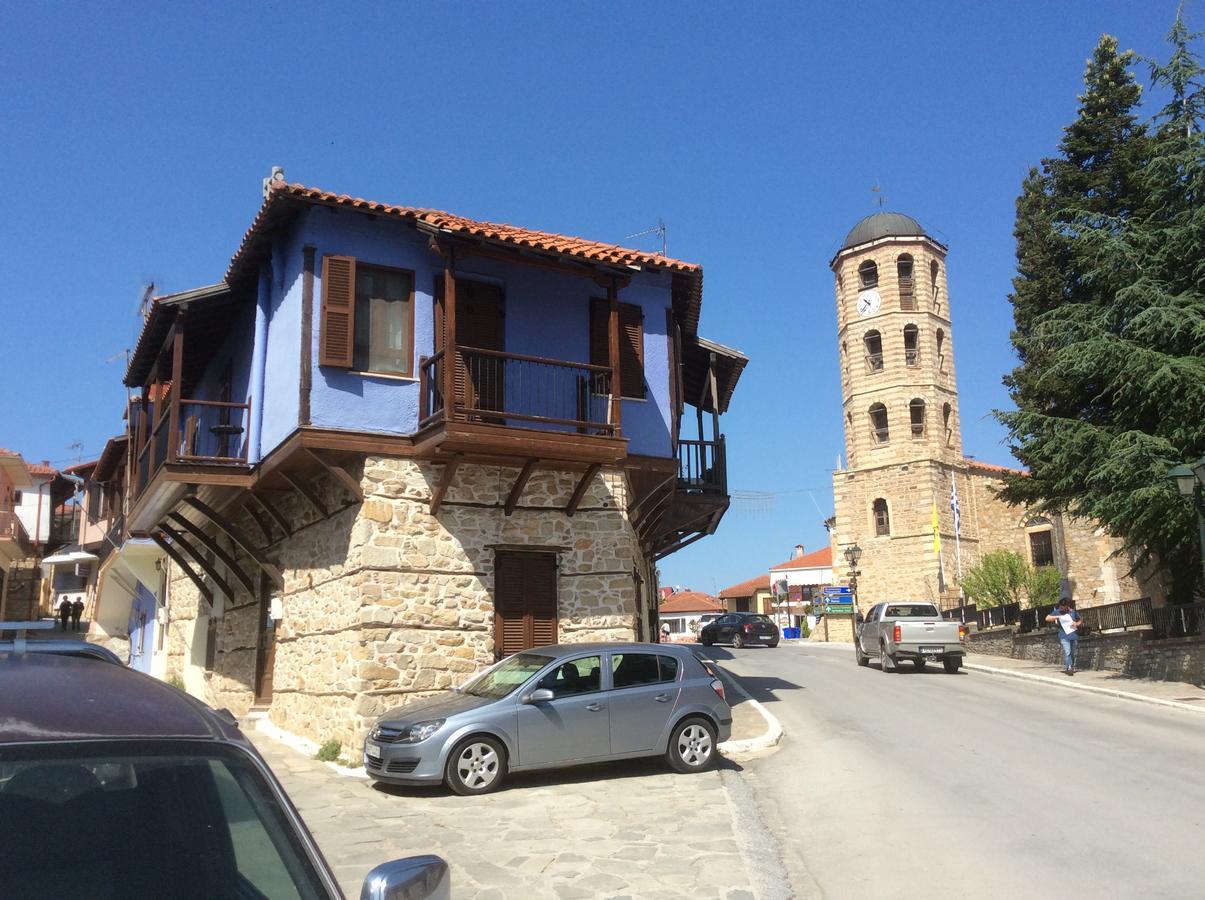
253 573 276 704
494 550 558 659
436 278 505 420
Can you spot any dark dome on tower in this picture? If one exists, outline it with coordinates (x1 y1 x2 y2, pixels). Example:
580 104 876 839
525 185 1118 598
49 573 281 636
842 212 928 250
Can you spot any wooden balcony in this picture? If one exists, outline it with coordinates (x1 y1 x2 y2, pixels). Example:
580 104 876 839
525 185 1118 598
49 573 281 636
416 347 628 466
0 509 33 561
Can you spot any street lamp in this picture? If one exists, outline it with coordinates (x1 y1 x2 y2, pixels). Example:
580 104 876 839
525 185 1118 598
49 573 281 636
1166 457 1205 582
844 543 863 612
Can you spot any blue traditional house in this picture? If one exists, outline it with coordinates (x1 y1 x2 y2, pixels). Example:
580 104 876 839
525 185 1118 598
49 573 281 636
114 174 746 744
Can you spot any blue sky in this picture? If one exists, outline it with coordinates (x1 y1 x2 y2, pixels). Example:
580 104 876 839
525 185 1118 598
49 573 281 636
0 1 1188 592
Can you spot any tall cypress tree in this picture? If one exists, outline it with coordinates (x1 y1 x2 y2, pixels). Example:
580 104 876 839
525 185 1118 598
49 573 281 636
998 15 1205 602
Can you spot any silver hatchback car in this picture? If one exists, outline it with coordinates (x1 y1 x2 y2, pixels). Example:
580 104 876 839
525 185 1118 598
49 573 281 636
364 642 732 795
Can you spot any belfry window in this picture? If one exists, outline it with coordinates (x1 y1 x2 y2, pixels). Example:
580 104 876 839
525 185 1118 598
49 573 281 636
931 260 941 310
864 330 883 373
909 399 926 437
869 403 889 444
943 402 953 446
897 254 915 310
936 328 946 370
859 260 879 289
873 498 890 536
903 324 920 366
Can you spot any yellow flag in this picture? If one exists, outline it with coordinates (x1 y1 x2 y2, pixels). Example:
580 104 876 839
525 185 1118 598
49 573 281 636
931 502 941 554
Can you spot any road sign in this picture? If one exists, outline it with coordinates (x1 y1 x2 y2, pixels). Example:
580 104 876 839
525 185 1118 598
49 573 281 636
822 586 852 596
823 602 855 614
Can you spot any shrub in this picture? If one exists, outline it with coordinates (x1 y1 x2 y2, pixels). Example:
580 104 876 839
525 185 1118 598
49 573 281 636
314 740 341 762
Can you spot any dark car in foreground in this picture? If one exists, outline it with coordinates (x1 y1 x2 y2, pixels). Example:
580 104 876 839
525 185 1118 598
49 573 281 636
0 633 448 900
699 612 780 648
364 642 731 795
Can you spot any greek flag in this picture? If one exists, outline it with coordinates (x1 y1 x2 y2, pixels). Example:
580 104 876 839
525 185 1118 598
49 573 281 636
950 474 961 537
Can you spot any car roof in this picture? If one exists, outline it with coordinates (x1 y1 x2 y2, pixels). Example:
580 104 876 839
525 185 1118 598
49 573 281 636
0 653 245 745
523 642 698 659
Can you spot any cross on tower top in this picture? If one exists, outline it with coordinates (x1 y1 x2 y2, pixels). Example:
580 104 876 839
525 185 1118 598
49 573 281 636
871 181 887 209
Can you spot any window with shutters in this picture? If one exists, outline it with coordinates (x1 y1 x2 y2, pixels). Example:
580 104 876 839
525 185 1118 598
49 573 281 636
494 550 559 659
909 398 926 437
873 498 890 536
897 254 915 310
590 298 645 399
864 330 883 373
869 403 889 444
903 324 920 366
858 260 879 289
319 256 415 377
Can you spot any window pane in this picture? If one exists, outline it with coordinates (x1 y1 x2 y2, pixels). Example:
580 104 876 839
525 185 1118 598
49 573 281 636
1030 530 1055 567
657 655 679 683
611 653 660 689
354 267 411 375
539 656 602 696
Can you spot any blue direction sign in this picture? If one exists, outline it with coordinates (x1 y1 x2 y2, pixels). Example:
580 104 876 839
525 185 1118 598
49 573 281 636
822 586 853 596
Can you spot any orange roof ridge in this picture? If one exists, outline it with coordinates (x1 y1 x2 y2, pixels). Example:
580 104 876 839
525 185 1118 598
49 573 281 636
770 546 833 570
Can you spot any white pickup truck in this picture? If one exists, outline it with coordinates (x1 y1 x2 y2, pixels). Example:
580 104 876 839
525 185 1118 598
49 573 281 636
855 602 966 673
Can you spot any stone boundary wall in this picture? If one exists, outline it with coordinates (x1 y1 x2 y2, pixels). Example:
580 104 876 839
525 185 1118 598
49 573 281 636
966 627 1205 687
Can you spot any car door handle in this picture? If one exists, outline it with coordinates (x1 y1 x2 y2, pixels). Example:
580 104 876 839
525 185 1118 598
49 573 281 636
654 693 671 702
585 702 604 711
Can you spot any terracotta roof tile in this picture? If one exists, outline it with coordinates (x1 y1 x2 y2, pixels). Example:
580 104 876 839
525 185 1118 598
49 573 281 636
718 574 771 599
227 182 702 285
965 458 1027 476
26 462 57 477
659 591 723 614
769 547 833 571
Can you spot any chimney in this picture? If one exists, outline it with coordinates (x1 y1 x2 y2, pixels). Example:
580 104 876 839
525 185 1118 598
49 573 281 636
263 165 285 199
794 544 805 559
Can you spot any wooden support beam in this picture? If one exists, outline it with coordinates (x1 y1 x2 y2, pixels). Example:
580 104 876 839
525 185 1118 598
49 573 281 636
505 459 539 516
566 464 601 517
430 454 461 515
280 470 328 518
628 472 676 523
240 499 274 545
158 523 237 600
303 448 363 501
166 512 257 596
246 491 291 538
148 531 214 609
180 496 284 589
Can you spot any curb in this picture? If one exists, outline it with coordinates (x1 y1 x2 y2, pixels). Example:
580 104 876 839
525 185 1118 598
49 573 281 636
247 716 370 778
963 661 1205 716
713 666 786 755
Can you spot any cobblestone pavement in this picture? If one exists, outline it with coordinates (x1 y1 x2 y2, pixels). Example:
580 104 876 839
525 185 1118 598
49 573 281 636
249 729 759 900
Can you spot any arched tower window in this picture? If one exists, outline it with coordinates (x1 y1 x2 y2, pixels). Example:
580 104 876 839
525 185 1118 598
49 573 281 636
897 254 915 310
936 328 946 371
930 260 941 310
909 398 926 437
858 260 879 289
942 402 953 446
903 324 920 367
864 330 883 373
873 498 890 536
869 403 889 444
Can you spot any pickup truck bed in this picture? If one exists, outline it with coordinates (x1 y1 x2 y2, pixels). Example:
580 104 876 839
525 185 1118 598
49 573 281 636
855 602 966 673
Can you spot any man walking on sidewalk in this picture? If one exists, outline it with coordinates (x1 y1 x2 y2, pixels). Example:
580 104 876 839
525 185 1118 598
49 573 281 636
1045 597 1083 675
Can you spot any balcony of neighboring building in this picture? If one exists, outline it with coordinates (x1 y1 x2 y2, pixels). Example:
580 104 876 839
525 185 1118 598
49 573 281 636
0 508 34 566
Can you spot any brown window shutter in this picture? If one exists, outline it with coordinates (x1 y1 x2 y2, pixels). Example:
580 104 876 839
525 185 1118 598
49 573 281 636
619 303 644 398
494 551 558 657
319 255 356 367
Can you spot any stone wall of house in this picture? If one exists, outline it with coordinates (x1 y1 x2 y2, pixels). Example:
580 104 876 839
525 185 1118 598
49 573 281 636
160 454 651 749
966 628 1205 686
810 612 854 643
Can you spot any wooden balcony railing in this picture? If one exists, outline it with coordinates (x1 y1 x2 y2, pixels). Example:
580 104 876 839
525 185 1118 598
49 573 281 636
0 509 32 556
677 437 727 495
132 397 250 499
419 347 615 436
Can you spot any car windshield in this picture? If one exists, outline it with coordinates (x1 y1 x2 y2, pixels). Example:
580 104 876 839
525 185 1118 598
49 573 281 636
0 742 326 899
462 652 554 699
885 604 940 618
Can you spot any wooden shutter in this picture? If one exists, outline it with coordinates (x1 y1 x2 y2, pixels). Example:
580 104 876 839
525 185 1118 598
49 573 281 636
494 551 558 658
620 303 644 399
319 255 356 367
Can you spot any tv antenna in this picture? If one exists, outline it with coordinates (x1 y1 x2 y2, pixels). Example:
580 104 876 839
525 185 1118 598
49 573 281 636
137 282 156 321
67 440 84 465
625 218 667 256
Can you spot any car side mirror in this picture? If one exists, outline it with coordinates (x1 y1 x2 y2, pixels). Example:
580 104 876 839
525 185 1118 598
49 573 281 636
522 688 555 704
360 855 450 900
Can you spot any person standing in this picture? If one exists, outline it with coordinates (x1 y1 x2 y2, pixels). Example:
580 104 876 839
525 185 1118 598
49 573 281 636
58 597 72 631
1045 597 1082 675
71 598 85 632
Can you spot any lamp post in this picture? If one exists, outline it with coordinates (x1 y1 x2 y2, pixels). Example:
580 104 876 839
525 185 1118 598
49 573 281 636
1166 456 1205 583
844 543 863 619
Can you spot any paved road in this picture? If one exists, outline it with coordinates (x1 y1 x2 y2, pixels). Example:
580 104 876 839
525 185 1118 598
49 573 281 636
704 642 1205 899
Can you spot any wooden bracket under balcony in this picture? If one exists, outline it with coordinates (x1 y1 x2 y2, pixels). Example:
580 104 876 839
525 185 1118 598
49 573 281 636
430 454 462 515
148 531 213 610
180 496 284 589
166 512 257 596
505 459 540 516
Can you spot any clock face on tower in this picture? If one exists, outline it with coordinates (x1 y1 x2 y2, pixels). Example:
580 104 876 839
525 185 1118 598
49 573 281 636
857 289 882 317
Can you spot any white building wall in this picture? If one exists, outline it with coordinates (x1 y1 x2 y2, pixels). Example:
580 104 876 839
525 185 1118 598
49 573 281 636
14 477 52 547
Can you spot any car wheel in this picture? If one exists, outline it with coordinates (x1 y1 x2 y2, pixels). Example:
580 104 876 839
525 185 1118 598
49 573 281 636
880 644 897 672
768 640 779 648
700 637 713 647
855 641 869 667
732 633 744 649
445 736 506 796
912 659 927 671
666 717 718 774
943 656 962 674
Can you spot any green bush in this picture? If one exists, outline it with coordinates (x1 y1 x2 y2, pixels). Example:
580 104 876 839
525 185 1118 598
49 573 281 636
314 740 341 762
799 620 811 638
167 675 186 691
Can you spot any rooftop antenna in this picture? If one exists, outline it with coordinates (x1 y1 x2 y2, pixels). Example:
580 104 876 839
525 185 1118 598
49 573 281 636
137 283 155 321
871 180 887 209
625 218 667 256
67 440 84 465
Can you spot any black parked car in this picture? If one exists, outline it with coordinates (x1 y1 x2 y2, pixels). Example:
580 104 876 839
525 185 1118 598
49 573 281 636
0 628 448 900
698 613 780 649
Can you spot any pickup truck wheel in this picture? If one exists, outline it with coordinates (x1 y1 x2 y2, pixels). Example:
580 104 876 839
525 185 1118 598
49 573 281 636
912 659 927 671
880 644 897 672
855 641 869 667
732 633 744 649
943 656 962 674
